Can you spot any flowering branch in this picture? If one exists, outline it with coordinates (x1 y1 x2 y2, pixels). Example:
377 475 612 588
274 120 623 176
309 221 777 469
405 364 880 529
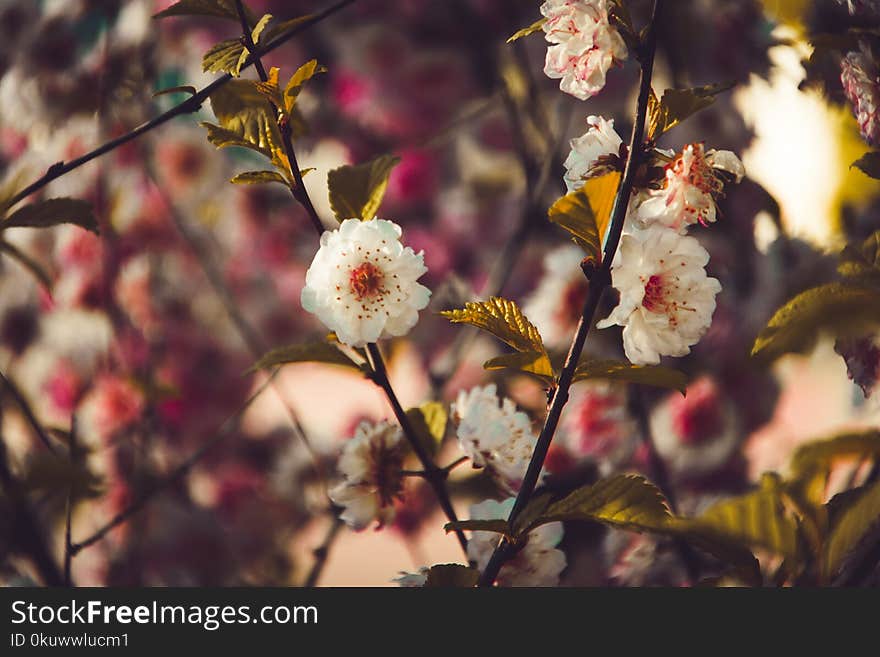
4 0 357 211
477 0 665 587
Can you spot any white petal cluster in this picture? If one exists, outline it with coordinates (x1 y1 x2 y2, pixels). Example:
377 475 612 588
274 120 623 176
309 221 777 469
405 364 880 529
597 225 721 365
467 498 566 586
541 0 627 101
329 420 407 531
451 384 538 495
636 143 744 232
563 115 623 192
301 218 431 347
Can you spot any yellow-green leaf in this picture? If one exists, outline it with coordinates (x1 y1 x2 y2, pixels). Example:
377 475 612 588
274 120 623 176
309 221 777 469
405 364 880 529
647 83 734 140
440 297 547 355
22 452 103 499
201 122 268 157
250 12 273 43
284 59 326 114
751 282 880 362
327 154 400 222
248 342 361 373
686 473 801 561
851 151 880 180
405 401 448 456
202 38 246 75
823 479 880 580
790 430 880 480
423 564 479 587
573 359 688 394
261 14 313 46
2 198 97 234
548 171 620 261
208 79 282 158
838 230 880 280
230 170 289 186
153 0 251 21
533 474 673 533
483 350 555 384
507 18 546 43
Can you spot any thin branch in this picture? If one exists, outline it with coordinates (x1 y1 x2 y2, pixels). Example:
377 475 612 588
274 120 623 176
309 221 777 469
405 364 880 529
0 369 58 454
69 371 278 555
477 0 665 587
303 515 344 587
365 343 468 555
6 0 358 210
63 416 78 586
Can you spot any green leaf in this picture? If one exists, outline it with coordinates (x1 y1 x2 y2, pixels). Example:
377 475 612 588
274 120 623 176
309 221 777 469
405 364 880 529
532 474 673 533
423 564 479 588
153 0 251 21
327 154 400 222
686 473 801 561
207 80 282 158
507 18 546 43
483 351 555 384
248 342 361 373
440 297 547 355
202 38 247 76
202 122 267 157
250 12 273 43
647 83 734 140
548 171 620 262
283 59 326 114
443 519 511 537
823 479 880 580
261 14 314 46
230 170 289 186
573 359 688 394
511 492 552 536
790 430 880 480
3 198 97 234
21 452 103 499
405 401 448 456
851 151 880 179
838 230 880 280
751 282 880 361
0 241 52 289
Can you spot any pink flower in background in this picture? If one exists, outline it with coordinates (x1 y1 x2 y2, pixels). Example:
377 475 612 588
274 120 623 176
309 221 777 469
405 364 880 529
523 244 588 349
841 43 880 147
91 375 145 441
560 381 634 471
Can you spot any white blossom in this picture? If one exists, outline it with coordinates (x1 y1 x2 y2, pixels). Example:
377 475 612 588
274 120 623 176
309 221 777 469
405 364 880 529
541 0 627 101
451 385 538 495
467 498 566 586
636 143 744 232
301 218 431 347
563 115 623 193
328 420 406 531
523 244 588 349
597 225 721 365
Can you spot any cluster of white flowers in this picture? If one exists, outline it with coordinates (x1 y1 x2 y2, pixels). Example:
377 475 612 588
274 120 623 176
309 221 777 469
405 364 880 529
328 420 407 531
841 43 880 147
451 385 538 495
467 499 566 586
540 0 627 101
301 218 431 348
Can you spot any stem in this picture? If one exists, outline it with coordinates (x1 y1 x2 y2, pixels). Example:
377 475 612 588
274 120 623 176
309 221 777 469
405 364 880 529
5 0 357 210
304 515 344 587
234 0 324 235
365 343 468 555
69 372 278 555
0 370 58 454
63 417 78 586
477 0 664 587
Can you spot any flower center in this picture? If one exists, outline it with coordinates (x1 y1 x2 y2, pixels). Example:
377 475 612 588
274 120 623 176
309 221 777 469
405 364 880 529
641 275 666 312
669 382 724 445
349 261 385 300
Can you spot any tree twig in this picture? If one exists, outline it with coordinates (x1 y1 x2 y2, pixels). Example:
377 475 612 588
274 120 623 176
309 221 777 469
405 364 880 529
0 369 58 454
303 515 344 587
477 0 665 587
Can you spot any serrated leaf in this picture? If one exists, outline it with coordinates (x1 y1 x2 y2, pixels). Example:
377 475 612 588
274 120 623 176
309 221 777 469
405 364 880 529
790 431 880 480
261 14 313 46
443 519 511 537
327 155 400 222
823 479 880 580
686 473 801 561
423 564 479 588
230 170 289 186
851 151 880 179
0 241 52 289
202 38 247 76
202 122 268 157
483 351 555 384
208 80 282 158
153 0 251 21
647 83 734 140
507 18 546 43
511 492 552 536
284 59 326 114
751 282 880 361
838 230 880 280
255 66 283 107
548 171 620 261
573 359 688 394
532 474 673 533
21 452 103 499
248 342 361 373
440 297 547 356
405 401 448 456
250 12 273 43
2 198 97 234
